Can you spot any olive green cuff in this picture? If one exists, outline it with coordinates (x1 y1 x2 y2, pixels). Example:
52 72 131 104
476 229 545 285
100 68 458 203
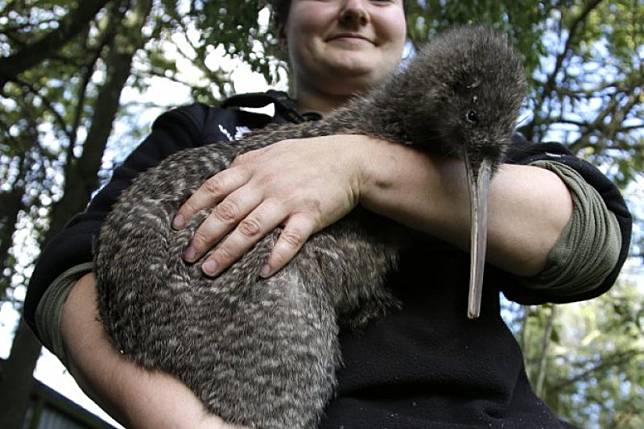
34 262 94 368
520 161 621 296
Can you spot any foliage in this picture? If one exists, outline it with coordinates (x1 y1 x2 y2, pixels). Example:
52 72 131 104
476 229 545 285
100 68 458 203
0 0 641 427
516 280 643 429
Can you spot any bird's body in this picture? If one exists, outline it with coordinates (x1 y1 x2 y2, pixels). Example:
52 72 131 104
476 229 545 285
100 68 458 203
95 26 526 428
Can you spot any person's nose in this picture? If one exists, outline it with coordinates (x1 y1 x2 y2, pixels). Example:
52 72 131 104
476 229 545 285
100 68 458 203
339 0 370 28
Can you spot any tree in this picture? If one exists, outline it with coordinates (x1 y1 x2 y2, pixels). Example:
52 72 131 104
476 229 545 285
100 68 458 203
0 0 641 427
515 279 643 428
0 0 109 87
0 0 153 426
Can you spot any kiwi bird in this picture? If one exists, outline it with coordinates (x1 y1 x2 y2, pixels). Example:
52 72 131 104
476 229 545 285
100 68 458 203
95 26 526 428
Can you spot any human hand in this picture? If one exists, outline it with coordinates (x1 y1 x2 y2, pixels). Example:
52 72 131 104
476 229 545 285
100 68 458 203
61 273 249 429
172 134 370 277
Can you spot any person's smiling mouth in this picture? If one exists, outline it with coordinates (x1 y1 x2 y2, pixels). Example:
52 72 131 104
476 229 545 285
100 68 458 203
327 33 375 45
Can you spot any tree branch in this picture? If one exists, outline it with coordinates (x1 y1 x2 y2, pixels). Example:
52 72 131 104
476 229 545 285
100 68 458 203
604 144 644 153
0 117 20 148
14 78 73 142
0 0 109 87
553 349 642 390
143 68 195 87
66 7 119 167
52 0 153 228
570 88 641 152
170 17 229 97
0 0 12 18
534 0 605 113
0 18 60 34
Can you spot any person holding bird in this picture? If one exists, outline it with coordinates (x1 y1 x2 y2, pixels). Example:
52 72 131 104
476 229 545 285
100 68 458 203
25 1 630 428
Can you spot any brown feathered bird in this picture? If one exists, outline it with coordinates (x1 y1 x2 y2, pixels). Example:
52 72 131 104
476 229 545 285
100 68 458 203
95 26 526 428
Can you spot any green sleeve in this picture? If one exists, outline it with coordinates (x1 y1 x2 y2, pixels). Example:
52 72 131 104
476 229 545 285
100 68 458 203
34 262 94 368
519 160 621 296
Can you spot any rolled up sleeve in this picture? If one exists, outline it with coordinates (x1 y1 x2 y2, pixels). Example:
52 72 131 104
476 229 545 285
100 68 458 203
519 160 621 296
35 262 93 367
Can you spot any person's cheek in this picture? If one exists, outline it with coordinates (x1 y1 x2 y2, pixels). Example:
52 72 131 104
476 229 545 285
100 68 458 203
375 7 406 45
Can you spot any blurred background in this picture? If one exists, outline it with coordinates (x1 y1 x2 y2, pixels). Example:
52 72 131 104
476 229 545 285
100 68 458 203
0 0 641 428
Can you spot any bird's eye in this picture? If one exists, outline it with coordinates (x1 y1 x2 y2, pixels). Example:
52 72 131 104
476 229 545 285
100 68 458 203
466 110 479 123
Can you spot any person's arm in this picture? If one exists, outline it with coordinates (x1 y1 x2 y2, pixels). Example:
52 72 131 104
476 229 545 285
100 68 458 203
174 134 571 278
61 272 246 429
358 138 573 276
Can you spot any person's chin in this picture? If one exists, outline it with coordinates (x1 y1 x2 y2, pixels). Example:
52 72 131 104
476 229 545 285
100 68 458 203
324 69 380 95
324 54 376 77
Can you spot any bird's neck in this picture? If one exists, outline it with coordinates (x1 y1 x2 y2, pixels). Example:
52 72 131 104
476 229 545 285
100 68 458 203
360 80 437 146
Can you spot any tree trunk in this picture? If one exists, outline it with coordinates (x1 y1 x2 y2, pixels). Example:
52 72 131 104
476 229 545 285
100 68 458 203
0 319 42 429
50 0 152 235
0 145 32 299
535 305 557 397
0 188 24 265
0 1 153 426
0 0 109 88
0 187 25 297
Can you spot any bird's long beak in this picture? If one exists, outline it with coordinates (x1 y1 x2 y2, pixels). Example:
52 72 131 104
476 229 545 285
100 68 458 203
464 153 492 319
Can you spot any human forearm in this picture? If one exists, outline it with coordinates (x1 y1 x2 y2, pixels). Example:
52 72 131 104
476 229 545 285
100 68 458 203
357 137 573 277
61 272 244 429
168 133 570 279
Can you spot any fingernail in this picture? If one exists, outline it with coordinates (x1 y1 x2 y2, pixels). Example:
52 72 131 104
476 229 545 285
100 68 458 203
172 215 185 229
260 264 271 278
183 246 196 262
202 260 218 276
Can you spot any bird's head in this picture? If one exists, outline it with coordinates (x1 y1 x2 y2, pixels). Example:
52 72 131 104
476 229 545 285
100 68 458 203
394 26 527 171
386 26 528 319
